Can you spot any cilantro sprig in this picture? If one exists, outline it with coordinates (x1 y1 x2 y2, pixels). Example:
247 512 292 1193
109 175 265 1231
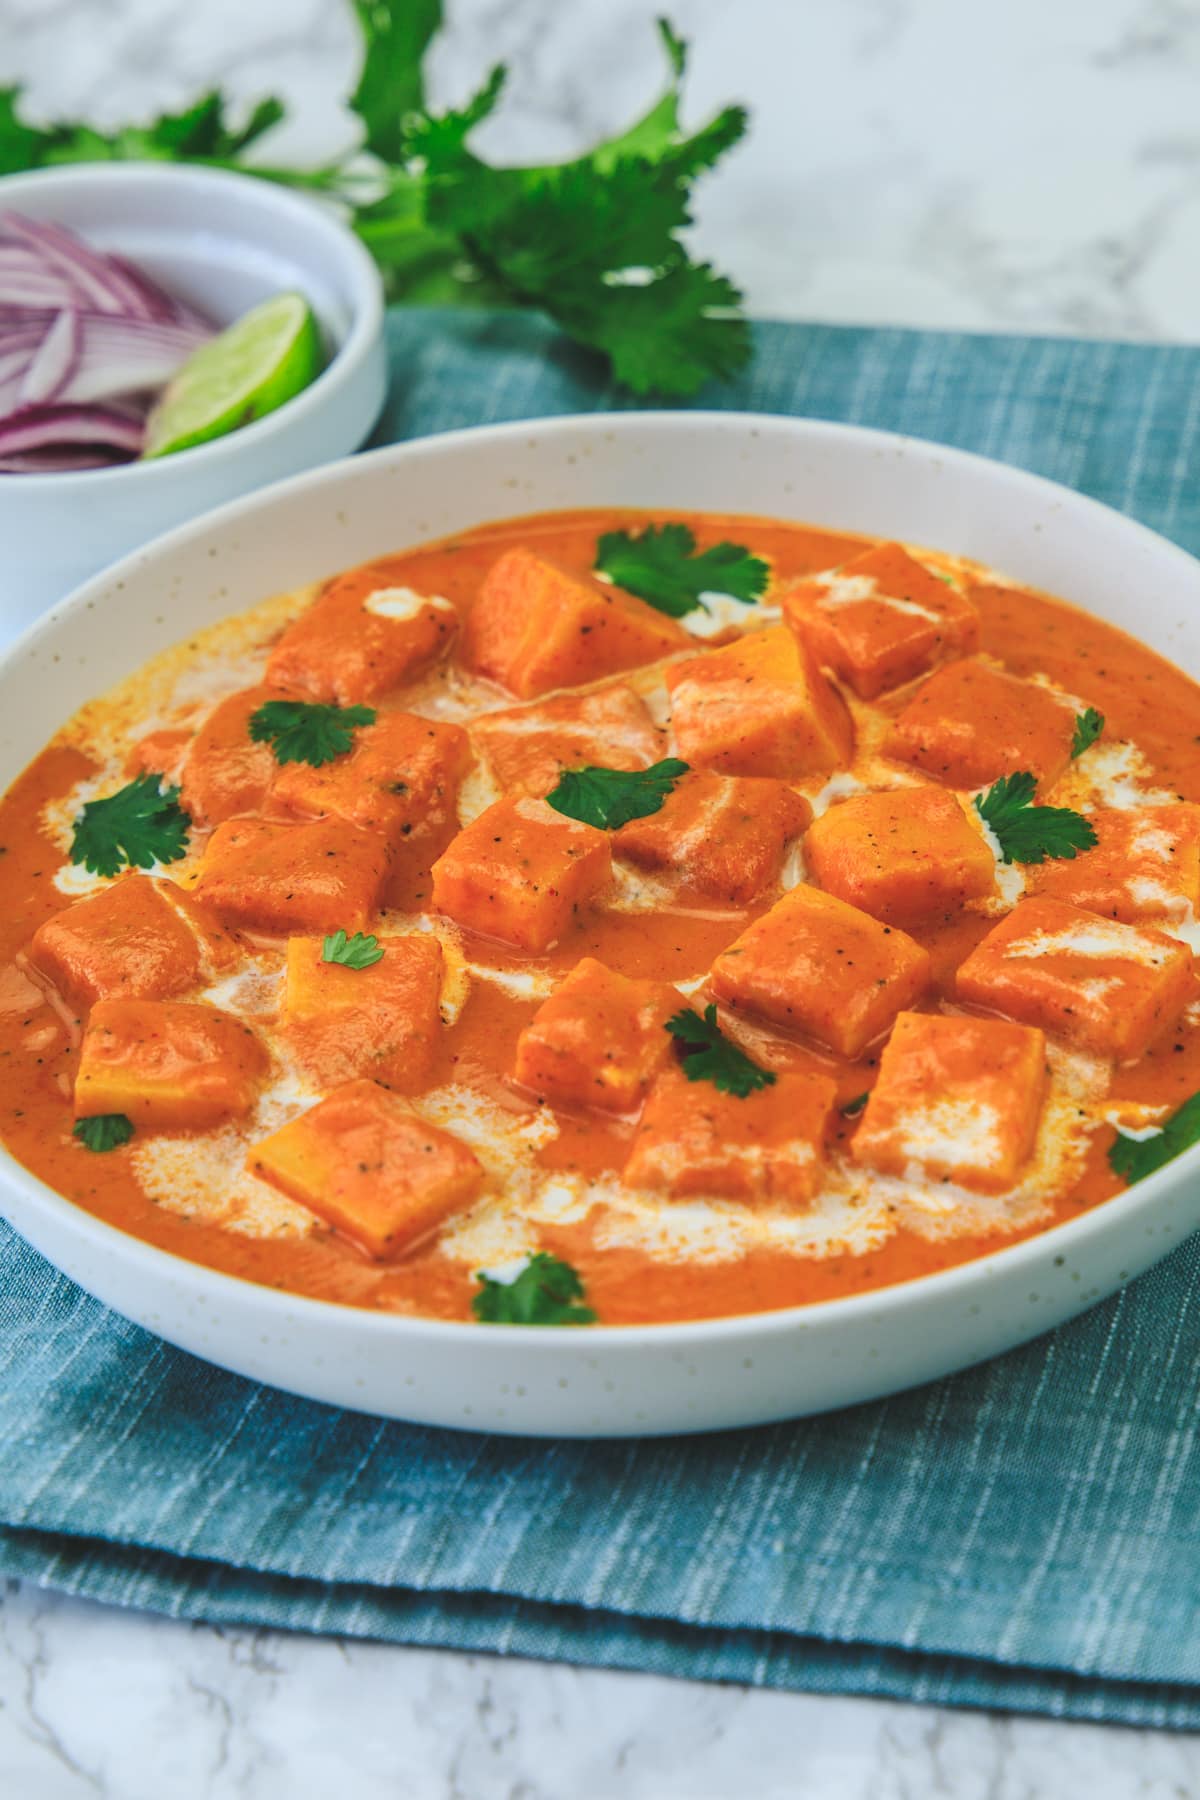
666 1003 776 1099
1071 707 1105 759
547 758 689 831
1109 1093 1200 1186
0 9 750 399
0 87 284 171
322 930 385 970
73 1114 134 1153
249 700 376 768
974 771 1097 866
472 1252 597 1326
594 522 769 618
70 774 190 879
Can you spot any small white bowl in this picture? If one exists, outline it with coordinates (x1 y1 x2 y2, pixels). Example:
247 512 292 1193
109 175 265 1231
0 162 386 629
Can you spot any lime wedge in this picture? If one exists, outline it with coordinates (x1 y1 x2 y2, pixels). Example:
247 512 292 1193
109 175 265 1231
141 292 322 459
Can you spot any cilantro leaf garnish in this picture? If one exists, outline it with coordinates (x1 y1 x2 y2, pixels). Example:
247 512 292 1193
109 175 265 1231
322 929 385 970
70 774 190 879
1109 1093 1200 1186
472 1252 597 1326
546 758 689 831
665 1003 776 1099
0 12 750 399
1071 707 1105 759
73 1114 134 1153
974 771 1097 866
249 700 376 767
594 522 769 618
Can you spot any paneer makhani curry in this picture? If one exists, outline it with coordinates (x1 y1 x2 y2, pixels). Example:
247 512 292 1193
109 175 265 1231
4 508 1200 1328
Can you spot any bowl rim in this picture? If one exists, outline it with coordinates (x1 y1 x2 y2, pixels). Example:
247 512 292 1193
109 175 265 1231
3 406 1199 1352
0 161 385 491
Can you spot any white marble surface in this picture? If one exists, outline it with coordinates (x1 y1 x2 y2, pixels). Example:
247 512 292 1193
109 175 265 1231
6 0 1200 341
4 0 1200 1792
7 1582 1200 1800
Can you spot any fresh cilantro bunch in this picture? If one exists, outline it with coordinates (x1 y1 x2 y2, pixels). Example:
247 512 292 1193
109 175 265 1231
0 6 750 398
595 522 769 617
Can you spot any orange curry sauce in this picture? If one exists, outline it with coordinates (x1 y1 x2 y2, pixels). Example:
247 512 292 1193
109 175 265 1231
2 508 1200 1326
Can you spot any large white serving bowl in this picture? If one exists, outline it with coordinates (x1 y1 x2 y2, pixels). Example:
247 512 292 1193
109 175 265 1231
2 411 1200 1438
0 163 386 627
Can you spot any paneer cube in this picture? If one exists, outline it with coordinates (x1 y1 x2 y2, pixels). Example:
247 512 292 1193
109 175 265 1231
472 684 663 798
430 795 611 951
804 786 995 926
28 875 235 1012
462 548 684 699
665 625 853 779
887 658 1077 789
513 956 681 1113
781 543 980 699
272 711 472 843
197 817 390 936
1028 803 1200 925
709 884 931 1058
180 685 286 827
266 560 458 704
248 1078 483 1260
614 770 812 905
126 728 190 783
283 932 444 1090
851 1011 1047 1193
955 896 1194 1061
624 1064 838 1203
75 999 267 1130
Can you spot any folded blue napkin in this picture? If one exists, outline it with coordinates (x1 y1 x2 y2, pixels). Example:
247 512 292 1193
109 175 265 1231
5 307 1200 1727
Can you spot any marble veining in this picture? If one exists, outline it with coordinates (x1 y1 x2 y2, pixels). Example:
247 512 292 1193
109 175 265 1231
5 0 1200 340
6 1580 1200 1799
3 0 1200 1792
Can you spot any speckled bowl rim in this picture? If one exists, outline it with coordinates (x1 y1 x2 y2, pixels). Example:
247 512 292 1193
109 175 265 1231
2 410 1198 1357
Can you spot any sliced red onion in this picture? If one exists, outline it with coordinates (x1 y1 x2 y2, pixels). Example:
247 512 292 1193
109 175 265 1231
18 306 81 408
0 213 153 316
104 252 213 331
56 313 209 405
0 335 48 410
0 403 145 457
0 251 75 310
0 304 66 328
0 327 50 364
0 445 133 474
0 214 216 329
0 213 217 472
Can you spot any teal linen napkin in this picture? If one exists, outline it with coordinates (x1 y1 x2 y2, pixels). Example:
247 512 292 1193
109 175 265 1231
5 308 1200 1726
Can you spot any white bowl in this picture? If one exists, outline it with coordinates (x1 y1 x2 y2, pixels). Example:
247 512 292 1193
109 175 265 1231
0 163 386 627
2 411 1199 1439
